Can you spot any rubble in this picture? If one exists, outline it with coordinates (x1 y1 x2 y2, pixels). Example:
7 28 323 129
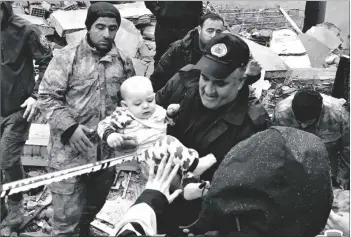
306 24 342 51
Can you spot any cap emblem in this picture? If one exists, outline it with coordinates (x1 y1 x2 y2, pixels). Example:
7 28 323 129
211 43 227 57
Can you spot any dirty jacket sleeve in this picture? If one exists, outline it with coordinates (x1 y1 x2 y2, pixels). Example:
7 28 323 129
114 189 169 237
338 107 350 181
38 52 77 137
97 107 133 141
144 1 161 16
28 28 53 98
150 41 183 91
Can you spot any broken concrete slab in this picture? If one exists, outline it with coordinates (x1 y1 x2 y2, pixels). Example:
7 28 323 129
49 9 87 37
96 198 133 226
65 18 144 59
270 29 306 56
280 55 311 68
240 36 288 73
288 67 337 84
306 26 342 51
114 2 152 19
17 14 55 36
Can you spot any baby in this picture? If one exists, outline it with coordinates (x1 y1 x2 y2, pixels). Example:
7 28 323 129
97 76 216 200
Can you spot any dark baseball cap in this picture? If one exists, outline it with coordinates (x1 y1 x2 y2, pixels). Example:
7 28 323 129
194 33 250 79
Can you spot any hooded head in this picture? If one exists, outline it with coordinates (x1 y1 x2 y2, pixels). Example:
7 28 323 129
85 2 121 54
190 126 333 237
0 1 13 30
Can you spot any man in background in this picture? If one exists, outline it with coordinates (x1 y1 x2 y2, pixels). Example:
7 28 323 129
0 1 52 233
150 13 224 91
145 1 203 69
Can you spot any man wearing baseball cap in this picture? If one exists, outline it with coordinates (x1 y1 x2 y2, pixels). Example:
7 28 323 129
153 33 270 235
38 2 136 236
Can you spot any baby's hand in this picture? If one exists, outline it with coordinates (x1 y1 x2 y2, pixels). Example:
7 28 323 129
167 104 180 118
107 133 124 148
245 60 262 77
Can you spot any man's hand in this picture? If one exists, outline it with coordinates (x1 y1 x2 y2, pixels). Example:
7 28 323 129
326 210 349 236
245 60 262 77
107 133 124 148
145 155 182 203
21 97 38 122
69 125 94 153
167 104 180 118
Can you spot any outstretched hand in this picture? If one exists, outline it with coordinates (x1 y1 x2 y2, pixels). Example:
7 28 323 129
145 155 182 203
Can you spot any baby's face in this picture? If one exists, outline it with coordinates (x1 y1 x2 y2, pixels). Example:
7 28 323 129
123 87 156 120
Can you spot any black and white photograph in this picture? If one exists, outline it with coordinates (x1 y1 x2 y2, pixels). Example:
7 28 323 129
0 0 350 236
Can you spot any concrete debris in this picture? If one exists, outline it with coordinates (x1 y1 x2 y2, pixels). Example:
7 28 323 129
49 9 87 37
306 26 342 51
114 2 152 19
270 29 307 56
279 55 311 68
17 14 55 36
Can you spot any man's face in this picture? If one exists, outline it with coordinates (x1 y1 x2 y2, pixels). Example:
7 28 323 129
199 69 245 110
89 17 118 52
198 19 224 47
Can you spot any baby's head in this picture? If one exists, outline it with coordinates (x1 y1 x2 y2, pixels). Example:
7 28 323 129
120 76 156 119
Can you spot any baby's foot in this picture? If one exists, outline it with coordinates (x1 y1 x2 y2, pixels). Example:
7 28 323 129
183 181 210 200
193 154 217 176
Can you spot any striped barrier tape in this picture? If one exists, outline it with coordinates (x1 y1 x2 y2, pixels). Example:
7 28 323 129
1 154 136 198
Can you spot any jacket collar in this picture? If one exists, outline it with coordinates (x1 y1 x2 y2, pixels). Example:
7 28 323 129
221 87 249 125
191 80 249 126
81 34 118 62
181 28 200 50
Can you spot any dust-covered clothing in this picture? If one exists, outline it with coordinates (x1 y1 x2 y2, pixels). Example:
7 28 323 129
38 35 135 236
38 35 135 170
0 1 52 228
1 1 52 117
273 93 350 188
97 105 201 174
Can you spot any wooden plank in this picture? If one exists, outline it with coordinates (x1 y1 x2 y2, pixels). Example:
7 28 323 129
288 68 337 83
21 155 48 167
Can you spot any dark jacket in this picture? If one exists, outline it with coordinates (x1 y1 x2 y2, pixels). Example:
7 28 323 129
154 65 270 233
145 1 203 29
156 65 270 182
1 2 52 117
193 126 332 237
150 28 203 91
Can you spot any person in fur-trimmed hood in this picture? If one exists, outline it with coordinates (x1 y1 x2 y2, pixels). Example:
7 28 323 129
114 126 333 237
